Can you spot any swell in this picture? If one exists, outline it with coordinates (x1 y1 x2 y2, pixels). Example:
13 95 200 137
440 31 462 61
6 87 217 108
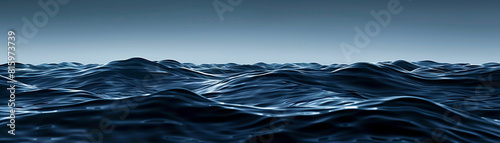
0 58 499 142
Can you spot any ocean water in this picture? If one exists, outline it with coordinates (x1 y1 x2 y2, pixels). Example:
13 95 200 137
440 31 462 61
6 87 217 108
1 58 499 143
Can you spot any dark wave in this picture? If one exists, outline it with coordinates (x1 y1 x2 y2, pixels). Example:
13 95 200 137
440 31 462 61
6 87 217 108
1 58 499 143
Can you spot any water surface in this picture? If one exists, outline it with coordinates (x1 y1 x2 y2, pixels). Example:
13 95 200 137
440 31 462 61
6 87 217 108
1 58 499 142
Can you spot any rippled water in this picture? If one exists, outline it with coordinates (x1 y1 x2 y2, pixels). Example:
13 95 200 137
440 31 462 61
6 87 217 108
1 58 499 143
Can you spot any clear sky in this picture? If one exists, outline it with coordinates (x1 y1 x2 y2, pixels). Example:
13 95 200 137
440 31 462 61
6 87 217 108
1 0 499 65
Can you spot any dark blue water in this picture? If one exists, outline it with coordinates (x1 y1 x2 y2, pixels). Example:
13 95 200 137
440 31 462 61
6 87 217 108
1 58 499 143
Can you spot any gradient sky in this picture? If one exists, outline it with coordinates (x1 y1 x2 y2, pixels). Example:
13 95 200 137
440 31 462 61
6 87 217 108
1 0 499 65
